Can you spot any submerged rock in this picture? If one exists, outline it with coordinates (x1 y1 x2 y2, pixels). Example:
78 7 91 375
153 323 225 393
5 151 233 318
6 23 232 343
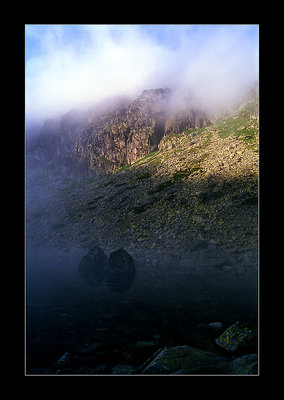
139 345 230 374
208 322 223 331
215 321 257 352
197 322 223 331
53 352 72 368
78 245 107 287
106 248 136 293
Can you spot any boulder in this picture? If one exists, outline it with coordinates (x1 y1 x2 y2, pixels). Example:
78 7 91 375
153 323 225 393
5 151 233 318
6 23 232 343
215 321 257 352
78 246 107 287
229 354 258 374
139 345 230 375
208 322 223 331
106 248 136 293
197 322 223 331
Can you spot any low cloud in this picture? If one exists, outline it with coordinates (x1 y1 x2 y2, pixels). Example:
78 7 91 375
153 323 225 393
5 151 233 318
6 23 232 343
25 25 259 123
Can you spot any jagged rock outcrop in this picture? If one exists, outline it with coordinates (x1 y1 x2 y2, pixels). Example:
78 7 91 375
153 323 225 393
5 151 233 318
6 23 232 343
74 88 172 173
164 109 210 137
28 88 210 175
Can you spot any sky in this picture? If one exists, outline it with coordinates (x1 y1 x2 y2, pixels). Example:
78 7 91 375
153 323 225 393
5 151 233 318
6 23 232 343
25 24 259 122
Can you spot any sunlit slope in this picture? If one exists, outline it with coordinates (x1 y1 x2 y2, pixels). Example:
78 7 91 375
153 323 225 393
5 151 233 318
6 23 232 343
50 98 258 266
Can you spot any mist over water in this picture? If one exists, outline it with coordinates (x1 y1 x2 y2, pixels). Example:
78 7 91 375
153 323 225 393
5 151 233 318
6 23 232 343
26 170 258 372
26 241 258 370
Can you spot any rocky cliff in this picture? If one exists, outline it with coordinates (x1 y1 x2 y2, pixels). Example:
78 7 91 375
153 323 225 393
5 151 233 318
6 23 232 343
28 88 210 175
27 94 258 268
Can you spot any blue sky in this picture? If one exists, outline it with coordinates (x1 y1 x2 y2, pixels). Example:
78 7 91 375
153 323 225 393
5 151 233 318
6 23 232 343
26 24 259 60
25 24 259 121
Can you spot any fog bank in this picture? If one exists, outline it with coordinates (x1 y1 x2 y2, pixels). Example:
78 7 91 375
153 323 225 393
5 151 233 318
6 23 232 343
25 24 259 124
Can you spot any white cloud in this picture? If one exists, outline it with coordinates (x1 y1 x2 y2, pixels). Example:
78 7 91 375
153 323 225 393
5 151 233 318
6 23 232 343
25 25 259 122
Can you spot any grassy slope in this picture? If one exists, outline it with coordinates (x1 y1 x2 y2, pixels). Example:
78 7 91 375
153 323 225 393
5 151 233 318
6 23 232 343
27 98 259 271
49 99 257 259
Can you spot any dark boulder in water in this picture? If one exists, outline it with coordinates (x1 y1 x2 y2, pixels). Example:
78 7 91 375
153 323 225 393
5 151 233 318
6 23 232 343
106 248 136 293
78 246 107 287
215 321 257 352
139 345 230 374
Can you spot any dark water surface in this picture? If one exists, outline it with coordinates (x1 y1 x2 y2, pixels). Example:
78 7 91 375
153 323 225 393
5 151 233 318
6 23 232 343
26 240 258 374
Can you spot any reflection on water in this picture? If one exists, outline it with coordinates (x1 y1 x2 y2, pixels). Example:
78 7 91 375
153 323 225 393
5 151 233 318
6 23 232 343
26 242 258 373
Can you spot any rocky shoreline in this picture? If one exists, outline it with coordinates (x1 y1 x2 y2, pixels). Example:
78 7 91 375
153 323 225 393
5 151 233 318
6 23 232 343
27 318 257 375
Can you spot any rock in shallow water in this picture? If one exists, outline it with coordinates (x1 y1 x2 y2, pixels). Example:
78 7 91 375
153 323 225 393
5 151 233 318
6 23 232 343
208 322 223 331
106 248 136 293
78 246 136 292
138 344 258 375
139 345 230 374
197 321 223 331
53 352 72 368
78 245 107 287
215 321 257 352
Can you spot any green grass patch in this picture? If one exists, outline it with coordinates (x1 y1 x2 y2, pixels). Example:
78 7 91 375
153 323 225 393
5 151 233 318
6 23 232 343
134 170 151 181
114 181 129 187
147 158 162 167
110 169 151 189
148 180 174 194
130 150 160 168
104 177 117 186
217 99 258 142
183 127 206 136
115 163 131 173
85 195 104 210
147 167 201 195
172 167 201 181
239 131 257 146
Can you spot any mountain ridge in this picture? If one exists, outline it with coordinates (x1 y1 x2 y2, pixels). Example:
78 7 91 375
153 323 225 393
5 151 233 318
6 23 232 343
27 88 212 176
26 92 258 274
